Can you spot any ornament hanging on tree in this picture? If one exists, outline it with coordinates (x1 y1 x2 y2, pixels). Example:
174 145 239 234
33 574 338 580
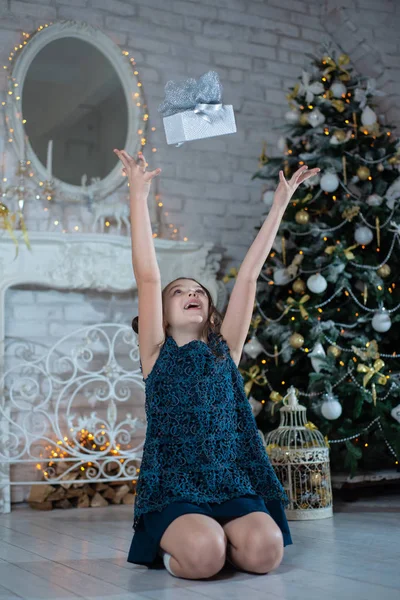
243 336 265 359
357 166 370 180
277 136 288 153
298 70 325 103
332 129 347 142
307 273 328 294
320 172 339 192
249 396 263 417
391 403 400 424
300 113 310 126
330 81 346 98
327 345 341 359
262 189 275 208
295 209 309 225
371 309 392 332
308 342 327 373
307 108 325 128
285 109 300 124
292 278 306 294
273 268 292 285
354 226 373 245
377 162 384 172
361 106 377 127
377 264 391 278
289 333 304 349
321 393 342 420
366 194 383 207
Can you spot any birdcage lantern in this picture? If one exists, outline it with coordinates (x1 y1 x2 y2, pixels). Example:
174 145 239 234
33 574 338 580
264 386 333 520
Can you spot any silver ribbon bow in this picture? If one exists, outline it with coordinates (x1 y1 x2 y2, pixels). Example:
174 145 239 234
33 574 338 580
158 70 223 117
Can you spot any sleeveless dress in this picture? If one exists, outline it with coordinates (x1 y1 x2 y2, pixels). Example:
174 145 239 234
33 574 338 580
128 332 292 567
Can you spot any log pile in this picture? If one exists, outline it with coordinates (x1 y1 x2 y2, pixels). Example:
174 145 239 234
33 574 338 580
28 459 138 510
28 478 137 510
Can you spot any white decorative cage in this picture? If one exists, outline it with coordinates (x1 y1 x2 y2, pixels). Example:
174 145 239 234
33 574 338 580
264 386 333 520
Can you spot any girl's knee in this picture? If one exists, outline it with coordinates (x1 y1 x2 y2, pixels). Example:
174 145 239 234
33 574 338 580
233 529 284 574
180 531 227 579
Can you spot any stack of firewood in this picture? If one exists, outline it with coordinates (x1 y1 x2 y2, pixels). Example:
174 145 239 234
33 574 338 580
28 478 136 510
28 459 138 510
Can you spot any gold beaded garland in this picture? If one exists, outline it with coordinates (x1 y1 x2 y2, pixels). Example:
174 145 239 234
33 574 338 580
377 264 391 278
289 333 304 349
295 209 309 225
357 166 370 180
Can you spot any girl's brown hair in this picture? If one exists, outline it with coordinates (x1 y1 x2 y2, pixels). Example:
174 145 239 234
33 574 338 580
131 276 224 343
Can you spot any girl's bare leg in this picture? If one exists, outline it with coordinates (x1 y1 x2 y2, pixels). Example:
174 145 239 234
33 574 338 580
159 513 227 579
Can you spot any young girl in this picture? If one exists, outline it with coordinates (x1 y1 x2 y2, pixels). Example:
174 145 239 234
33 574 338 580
114 147 319 580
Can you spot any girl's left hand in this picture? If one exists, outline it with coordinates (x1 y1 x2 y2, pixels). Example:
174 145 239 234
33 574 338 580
273 165 320 209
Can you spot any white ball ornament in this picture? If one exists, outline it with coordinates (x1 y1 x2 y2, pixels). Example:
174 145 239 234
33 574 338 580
354 226 373 245
273 268 292 286
330 81 347 98
262 190 275 208
243 336 264 359
307 273 327 294
249 396 263 417
361 106 377 127
366 194 383 207
307 108 325 128
320 172 339 192
371 309 392 333
285 109 300 124
277 136 288 153
321 394 342 420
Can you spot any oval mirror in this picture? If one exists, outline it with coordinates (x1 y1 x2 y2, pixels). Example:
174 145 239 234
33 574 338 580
7 22 145 201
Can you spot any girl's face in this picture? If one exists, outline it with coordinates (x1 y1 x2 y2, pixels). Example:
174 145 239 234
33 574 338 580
163 279 209 331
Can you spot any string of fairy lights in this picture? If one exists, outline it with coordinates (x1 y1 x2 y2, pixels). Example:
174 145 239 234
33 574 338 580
1 23 188 242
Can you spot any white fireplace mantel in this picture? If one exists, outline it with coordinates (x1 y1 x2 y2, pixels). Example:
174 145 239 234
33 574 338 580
0 231 226 362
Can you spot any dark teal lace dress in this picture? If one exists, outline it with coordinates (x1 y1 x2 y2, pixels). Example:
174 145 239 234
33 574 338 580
128 332 292 567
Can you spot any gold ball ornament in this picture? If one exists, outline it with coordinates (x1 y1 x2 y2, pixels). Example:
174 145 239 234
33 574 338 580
357 166 370 180
377 264 391 278
388 156 400 165
295 209 309 225
289 333 305 349
292 278 306 294
327 345 341 359
300 113 310 126
333 129 346 142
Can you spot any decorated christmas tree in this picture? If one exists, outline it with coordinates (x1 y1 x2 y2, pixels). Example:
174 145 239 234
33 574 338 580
230 47 400 475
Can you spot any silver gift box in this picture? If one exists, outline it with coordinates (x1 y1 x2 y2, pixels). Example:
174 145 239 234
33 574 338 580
162 105 236 145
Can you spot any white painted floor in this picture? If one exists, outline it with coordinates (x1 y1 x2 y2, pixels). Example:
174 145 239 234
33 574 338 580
0 498 399 600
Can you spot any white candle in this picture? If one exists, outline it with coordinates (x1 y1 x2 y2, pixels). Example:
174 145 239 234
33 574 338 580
46 139 53 180
24 135 28 162
1 151 5 182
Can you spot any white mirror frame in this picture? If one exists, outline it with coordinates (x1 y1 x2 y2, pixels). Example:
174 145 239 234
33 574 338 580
5 20 146 202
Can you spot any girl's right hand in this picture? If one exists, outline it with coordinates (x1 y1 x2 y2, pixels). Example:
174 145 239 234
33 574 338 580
113 149 161 199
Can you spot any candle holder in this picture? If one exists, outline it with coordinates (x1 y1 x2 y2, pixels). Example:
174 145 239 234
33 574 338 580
42 179 55 203
3 159 37 224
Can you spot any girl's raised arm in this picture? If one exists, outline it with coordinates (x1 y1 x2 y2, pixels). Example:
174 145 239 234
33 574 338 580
114 149 165 362
220 165 320 366
114 149 161 282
